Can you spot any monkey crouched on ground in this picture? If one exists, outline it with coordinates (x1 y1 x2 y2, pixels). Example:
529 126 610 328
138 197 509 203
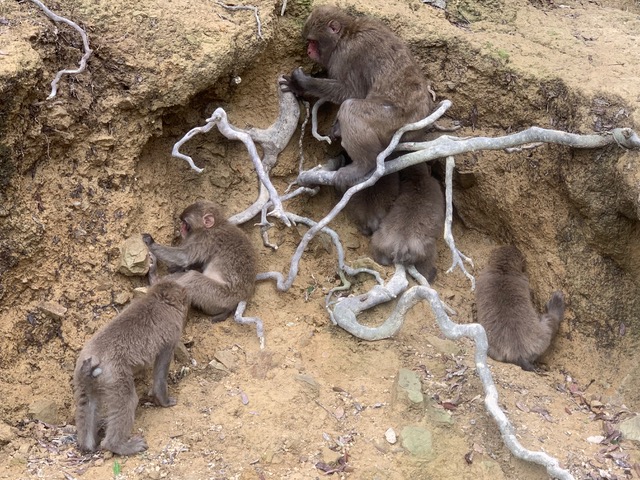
142 200 257 321
475 246 565 371
74 280 189 455
281 5 434 192
370 163 445 282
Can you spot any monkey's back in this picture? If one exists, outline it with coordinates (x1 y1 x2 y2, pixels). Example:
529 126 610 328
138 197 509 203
475 248 555 366
75 281 188 383
370 165 444 271
325 13 433 122
198 223 257 300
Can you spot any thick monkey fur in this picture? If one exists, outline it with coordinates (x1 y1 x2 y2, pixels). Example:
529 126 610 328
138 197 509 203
475 246 565 371
282 6 434 191
74 280 189 455
143 200 257 321
370 163 445 281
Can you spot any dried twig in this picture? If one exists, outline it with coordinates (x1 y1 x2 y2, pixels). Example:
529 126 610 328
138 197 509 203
28 0 92 100
215 1 263 40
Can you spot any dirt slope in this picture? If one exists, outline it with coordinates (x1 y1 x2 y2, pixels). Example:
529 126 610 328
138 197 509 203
0 0 639 478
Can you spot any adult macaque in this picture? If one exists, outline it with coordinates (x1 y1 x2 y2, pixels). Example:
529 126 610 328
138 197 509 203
74 281 189 455
328 152 400 235
370 163 445 281
281 6 434 191
475 246 565 371
142 200 257 321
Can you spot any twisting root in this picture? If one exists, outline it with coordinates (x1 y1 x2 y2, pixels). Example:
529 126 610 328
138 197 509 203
382 283 574 480
171 78 300 227
28 0 92 100
311 99 332 144
234 301 265 349
444 156 475 289
215 1 264 40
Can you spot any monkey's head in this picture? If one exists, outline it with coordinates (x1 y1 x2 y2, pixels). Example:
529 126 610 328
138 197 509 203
179 201 224 238
302 6 351 67
488 245 526 274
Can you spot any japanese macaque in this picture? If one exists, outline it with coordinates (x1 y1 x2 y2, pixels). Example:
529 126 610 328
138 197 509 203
142 200 257 321
74 281 189 455
475 246 565 371
328 152 400 235
370 163 445 281
281 6 434 191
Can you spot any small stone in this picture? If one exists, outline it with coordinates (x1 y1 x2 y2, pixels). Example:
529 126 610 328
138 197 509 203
37 301 67 320
294 374 320 398
400 425 433 458
113 291 132 305
0 422 16 446
321 446 342 464
28 400 59 425
118 236 149 276
619 416 640 442
208 360 230 372
384 427 397 444
214 350 237 371
392 369 424 409
425 334 461 356
133 287 149 298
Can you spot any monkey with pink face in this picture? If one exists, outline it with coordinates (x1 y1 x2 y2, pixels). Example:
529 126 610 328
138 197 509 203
142 200 257 321
282 7 444 277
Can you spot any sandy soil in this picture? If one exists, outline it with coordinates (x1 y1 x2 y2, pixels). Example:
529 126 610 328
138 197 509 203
0 0 639 479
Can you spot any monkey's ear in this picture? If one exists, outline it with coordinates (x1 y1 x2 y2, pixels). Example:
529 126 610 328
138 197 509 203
203 213 215 229
328 20 342 34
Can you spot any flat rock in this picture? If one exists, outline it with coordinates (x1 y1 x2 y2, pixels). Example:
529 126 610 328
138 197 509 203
118 236 149 276
37 301 66 320
400 425 433 458
619 415 640 442
28 400 59 425
0 422 16 446
392 368 424 410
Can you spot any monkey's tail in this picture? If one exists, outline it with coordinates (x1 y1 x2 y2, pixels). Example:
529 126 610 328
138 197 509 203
78 356 103 379
542 291 565 335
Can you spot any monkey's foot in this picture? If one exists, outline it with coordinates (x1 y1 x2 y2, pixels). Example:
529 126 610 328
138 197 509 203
102 435 148 456
151 394 177 408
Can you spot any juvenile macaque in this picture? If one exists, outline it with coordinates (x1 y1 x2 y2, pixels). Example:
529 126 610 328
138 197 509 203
281 6 434 191
475 246 565 371
142 200 257 321
74 281 189 455
370 163 445 282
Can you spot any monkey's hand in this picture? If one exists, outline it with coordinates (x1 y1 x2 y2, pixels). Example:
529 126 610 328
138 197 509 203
279 67 309 97
333 164 367 192
141 233 155 246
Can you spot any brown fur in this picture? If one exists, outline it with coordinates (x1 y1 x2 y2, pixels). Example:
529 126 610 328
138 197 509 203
143 200 257 321
74 281 189 455
475 246 565 371
281 6 434 191
370 163 445 281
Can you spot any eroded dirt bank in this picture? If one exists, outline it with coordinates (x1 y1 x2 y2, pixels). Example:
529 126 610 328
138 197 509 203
0 0 639 478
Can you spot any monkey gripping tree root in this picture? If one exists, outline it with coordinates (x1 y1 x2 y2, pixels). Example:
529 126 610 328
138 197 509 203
170 84 640 478
27 0 92 100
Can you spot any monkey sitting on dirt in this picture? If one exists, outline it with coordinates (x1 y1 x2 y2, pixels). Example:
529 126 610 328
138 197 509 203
370 163 445 282
282 5 437 241
74 279 189 455
142 200 257 322
475 245 565 371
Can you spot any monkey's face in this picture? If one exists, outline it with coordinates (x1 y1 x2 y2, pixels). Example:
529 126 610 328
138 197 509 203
303 8 343 68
